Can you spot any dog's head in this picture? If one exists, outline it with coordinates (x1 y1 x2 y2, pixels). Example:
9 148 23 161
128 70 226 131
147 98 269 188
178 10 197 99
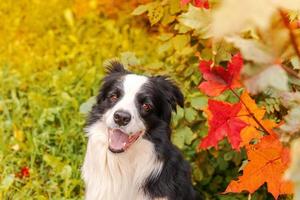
87 61 184 153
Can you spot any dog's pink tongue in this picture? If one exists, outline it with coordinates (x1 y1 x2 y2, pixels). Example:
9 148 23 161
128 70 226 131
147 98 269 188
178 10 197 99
109 129 129 151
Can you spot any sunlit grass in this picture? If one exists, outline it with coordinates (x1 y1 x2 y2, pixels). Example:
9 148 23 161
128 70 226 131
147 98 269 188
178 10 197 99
0 1 159 199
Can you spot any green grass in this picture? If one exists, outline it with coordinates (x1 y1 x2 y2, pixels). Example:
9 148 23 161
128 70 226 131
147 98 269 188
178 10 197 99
0 1 161 199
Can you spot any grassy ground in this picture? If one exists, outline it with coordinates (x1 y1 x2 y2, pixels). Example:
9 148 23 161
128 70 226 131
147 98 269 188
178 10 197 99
0 1 160 199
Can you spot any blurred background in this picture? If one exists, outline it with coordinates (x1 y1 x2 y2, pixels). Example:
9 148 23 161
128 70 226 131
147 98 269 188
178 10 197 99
0 0 298 199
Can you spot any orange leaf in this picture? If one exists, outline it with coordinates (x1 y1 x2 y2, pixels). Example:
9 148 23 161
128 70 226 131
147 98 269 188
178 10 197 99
225 135 293 199
238 91 266 128
240 126 261 147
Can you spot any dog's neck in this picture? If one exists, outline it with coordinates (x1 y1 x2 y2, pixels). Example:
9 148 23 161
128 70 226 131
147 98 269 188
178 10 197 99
82 122 163 200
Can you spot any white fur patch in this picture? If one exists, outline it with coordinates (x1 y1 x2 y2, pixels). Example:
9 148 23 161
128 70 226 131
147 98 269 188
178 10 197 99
82 121 163 200
104 74 148 135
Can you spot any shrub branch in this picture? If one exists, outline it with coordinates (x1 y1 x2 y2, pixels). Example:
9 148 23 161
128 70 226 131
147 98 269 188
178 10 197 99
229 88 271 135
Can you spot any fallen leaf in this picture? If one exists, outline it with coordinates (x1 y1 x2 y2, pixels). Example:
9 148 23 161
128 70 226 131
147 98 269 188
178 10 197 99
198 53 243 96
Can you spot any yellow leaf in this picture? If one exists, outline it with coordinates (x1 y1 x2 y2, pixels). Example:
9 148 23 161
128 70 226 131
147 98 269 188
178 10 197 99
131 4 149 16
13 126 24 142
64 9 74 27
147 3 164 26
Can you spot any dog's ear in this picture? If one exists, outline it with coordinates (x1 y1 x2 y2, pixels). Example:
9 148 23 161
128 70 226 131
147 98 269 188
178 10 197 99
105 60 127 74
153 76 184 111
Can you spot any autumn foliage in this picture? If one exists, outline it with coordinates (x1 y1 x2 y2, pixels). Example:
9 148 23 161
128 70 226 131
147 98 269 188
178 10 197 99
198 53 294 198
1 0 300 199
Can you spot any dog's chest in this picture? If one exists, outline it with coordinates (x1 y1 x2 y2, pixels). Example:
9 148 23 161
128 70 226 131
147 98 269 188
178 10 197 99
82 124 163 200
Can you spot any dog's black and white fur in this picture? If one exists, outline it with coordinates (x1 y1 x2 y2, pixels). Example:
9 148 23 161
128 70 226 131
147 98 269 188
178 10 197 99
82 62 196 200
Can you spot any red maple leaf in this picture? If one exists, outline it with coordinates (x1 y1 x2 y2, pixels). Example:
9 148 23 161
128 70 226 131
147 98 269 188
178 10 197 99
181 0 209 9
198 53 243 96
199 99 247 150
225 135 293 199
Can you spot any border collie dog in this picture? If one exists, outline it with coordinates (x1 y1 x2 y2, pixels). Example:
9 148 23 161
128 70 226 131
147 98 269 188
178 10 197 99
82 62 196 200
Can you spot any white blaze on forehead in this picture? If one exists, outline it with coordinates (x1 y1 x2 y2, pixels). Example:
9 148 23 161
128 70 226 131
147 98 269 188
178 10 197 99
104 74 148 134
123 74 148 96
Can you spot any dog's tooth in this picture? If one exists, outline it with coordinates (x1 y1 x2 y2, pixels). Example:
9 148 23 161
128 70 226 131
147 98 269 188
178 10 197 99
123 142 126 147
109 138 112 143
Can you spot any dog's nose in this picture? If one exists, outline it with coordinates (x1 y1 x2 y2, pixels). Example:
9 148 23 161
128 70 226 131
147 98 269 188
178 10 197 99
113 110 131 126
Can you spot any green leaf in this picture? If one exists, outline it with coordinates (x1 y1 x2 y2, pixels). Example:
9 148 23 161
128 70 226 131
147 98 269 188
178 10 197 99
172 126 194 149
171 34 190 51
185 107 197 123
190 96 208 110
172 105 185 127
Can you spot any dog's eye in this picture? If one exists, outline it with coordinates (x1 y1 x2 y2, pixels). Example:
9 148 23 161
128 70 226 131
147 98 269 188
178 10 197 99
142 103 152 112
109 94 118 102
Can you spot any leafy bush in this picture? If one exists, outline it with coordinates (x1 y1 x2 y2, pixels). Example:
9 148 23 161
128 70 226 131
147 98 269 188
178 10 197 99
132 0 300 199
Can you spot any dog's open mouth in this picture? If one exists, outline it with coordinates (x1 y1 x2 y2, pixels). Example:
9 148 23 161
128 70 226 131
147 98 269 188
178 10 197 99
108 129 143 153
